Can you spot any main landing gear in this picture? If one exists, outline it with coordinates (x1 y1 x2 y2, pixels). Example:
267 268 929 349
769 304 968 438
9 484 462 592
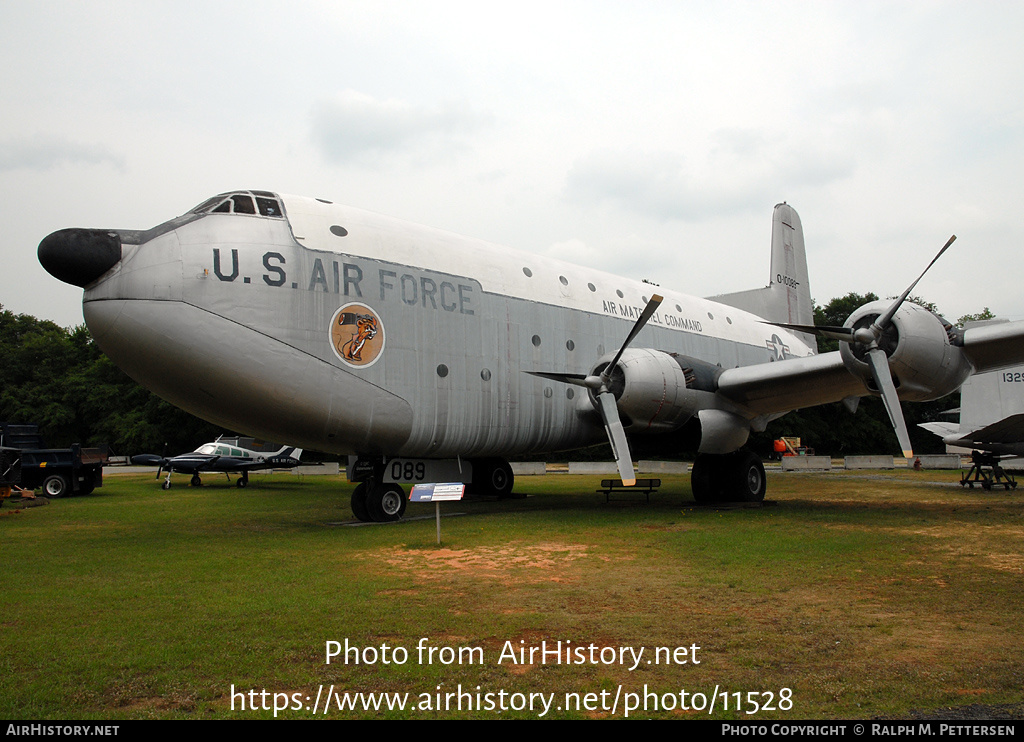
348 457 517 522
163 471 249 489
466 458 515 499
351 480 408 522
690 451 766 504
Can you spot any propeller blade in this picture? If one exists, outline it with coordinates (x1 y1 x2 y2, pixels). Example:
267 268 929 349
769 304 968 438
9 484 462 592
525 371 591 387
866 347 913 458
597 391 635 486
157 443 168 480
873 234 956 333
766 233 954 460
528 293 661 487
604 294 663 379
765 321 854 343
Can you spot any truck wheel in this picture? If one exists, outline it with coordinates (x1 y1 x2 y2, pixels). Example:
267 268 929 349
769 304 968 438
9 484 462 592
42 475 70 498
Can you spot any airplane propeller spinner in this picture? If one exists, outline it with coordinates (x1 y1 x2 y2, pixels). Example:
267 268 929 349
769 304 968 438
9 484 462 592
530 294 664 485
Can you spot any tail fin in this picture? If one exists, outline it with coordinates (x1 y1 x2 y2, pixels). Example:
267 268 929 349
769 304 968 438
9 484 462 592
709 203 815 349
958 349 1021 434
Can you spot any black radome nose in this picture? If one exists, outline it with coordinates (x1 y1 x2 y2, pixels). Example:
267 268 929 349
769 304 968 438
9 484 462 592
38 229 122 288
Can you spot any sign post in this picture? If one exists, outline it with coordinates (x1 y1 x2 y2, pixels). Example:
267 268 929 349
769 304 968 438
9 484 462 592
409 482 466 544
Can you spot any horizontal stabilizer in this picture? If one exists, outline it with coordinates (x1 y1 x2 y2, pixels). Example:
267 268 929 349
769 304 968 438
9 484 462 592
918 421 959 439
959 413 1024 446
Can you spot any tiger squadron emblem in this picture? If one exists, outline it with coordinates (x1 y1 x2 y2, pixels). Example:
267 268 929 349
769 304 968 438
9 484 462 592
330 303 385 368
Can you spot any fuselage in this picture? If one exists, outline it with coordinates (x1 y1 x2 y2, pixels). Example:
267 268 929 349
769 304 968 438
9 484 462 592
59 191 816 458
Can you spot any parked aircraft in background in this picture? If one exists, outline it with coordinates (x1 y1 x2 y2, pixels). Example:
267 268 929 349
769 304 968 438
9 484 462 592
132 437 302 489
920 356 1024 458
38 190 1024 521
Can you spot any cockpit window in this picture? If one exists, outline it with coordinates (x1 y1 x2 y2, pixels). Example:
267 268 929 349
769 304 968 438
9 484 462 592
190 191 284 218
256 197 281 217
232 195 256 214
191 196 226 213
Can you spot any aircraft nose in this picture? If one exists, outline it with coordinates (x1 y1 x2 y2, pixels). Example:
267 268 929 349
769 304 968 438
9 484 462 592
38 228 122 288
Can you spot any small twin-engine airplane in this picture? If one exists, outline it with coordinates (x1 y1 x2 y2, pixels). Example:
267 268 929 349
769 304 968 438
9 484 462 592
131 437 302 489
37 190 1024 521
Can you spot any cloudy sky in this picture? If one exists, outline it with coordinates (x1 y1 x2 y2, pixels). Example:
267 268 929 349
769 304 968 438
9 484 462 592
3 1 1023 329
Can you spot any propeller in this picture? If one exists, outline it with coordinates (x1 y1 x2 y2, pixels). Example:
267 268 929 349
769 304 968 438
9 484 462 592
156 442 168 480
771 235 956 458
530 294 664 485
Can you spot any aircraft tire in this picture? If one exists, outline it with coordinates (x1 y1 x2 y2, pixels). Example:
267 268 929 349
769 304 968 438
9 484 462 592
691 452 766 503
470 458 515 498
236 477 248 489
367 482 406 522
729 451 766 502
190 474 202 487
42 474 70 498
690 455 721 504
351 482 371 522
481 458 515 498
161 480 171 491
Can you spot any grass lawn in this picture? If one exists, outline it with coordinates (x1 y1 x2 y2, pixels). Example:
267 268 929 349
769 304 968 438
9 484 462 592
1 468 1022 719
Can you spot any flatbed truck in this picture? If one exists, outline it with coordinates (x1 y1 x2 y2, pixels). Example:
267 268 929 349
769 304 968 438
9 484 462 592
0 423 107 497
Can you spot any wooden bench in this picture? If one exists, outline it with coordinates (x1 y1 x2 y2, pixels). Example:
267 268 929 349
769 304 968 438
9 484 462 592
597 478 660 503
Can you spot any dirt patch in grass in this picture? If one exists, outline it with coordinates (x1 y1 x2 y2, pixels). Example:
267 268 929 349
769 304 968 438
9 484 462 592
827 520 1024 576
364 542 594 583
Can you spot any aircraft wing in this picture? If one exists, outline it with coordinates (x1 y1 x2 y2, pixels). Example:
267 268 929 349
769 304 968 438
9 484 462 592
130 454 169 467
164 454 221 473
961 322 1024 373
715 351 866 416
717 319 1024 418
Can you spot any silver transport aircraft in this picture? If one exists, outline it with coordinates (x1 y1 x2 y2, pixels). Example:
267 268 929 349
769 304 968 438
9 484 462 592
36 190 1024 521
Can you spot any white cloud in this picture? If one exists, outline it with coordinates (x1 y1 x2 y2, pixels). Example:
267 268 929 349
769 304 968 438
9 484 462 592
564 135 855 223
0 137 125 172
310 90 488 164
3 1 1024 327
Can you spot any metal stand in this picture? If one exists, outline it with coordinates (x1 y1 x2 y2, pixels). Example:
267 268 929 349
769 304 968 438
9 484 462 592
961 451 1018 491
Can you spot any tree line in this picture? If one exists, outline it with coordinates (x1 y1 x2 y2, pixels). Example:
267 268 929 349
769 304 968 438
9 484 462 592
0 297 994 458
0 304 221 454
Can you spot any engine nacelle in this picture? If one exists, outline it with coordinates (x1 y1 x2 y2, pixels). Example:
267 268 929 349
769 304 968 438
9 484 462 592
588 348 701 433
840 300 973 401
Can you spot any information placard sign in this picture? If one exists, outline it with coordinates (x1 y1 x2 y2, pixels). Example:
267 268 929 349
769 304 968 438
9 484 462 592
410 482 466 502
